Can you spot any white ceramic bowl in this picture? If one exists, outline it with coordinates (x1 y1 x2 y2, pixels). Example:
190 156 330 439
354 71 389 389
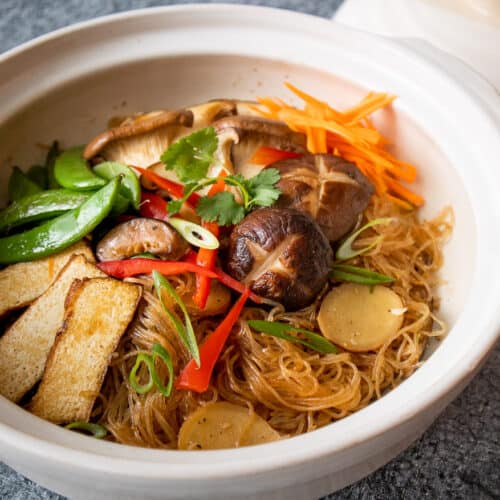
1 5 499 500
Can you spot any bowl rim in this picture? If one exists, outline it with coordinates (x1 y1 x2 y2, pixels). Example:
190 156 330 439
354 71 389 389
0 2 499 482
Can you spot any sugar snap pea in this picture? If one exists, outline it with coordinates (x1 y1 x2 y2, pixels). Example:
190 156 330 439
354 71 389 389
0 178 120 264
110 193 131 216
94 161 141 209
0 190 91 233
8 167 42 202
54 146 106 191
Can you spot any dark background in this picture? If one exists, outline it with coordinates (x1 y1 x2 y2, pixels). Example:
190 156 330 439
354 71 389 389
0 1 499 499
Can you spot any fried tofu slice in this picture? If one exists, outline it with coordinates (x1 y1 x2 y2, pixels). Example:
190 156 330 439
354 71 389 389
30 277 142 423
0 241 94 318
0 254 104 402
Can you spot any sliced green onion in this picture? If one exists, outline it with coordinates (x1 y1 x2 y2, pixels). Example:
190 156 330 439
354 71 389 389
168 217 219 250
330 264 394 285
150 343 174 397
247 320 338 354
129 353 155 394
129 343 174 397
65 421 107 439
336 217 393 261
152 270 200 366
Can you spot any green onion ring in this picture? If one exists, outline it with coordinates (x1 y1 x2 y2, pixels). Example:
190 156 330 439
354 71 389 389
168 217 219 250
128 343 174 397
129 353 155 394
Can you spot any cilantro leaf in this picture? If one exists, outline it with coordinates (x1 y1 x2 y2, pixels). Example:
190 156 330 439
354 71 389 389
161 127 218 183
246 168 281 207
196 192 246 226
247 168 280 190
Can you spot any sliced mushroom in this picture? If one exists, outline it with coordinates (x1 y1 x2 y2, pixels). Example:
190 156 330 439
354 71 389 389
95 218 189 262
84 100 243 168
83 109 194 165
268 154 374 242
226 208 333 311
212 115 306 179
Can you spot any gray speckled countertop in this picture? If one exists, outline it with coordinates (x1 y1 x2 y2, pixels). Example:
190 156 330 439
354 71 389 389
0 1 499 499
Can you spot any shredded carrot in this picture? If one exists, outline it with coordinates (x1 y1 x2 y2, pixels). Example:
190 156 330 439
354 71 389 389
255 82 424 207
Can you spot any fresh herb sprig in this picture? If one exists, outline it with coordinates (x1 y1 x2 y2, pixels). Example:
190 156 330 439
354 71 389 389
160 127 281 226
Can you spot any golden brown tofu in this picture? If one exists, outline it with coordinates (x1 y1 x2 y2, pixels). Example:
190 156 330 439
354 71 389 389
30 277 141 423
0 241 94 318
0 255 104 402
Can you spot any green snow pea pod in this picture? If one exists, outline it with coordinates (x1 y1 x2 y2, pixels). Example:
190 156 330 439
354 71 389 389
94 161 141 210
8 167 42 202
27 165 49 189
46 141 60 189
110 193 131 216
0 178 120 264
54 146 106 191
0 190 92 233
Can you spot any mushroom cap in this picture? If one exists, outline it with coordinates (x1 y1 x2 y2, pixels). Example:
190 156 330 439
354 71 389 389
226 207 333 311
96 218 189 262
270 154 374 242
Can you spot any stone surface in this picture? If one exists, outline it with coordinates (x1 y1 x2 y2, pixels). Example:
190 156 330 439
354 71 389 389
0 1 499 499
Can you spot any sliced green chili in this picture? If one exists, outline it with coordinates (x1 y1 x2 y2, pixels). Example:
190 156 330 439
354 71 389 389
27 165 48 189
129 343 174 397
94 161 141 210
336 217 393 261
330 264 394 285
8 167 42 202
0 177 120 264
0 190 91 233
152 270 200 367
247 320 338 354
65 421 107 439
54 146 106 191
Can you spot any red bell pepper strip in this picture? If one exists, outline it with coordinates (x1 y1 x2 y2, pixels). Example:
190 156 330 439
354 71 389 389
193 176 226 309
250 146 303 165
98 257 265 304
176 288 251 393
182 249 199 264
133 166 201 206
97 258 217 280
139 191 168 220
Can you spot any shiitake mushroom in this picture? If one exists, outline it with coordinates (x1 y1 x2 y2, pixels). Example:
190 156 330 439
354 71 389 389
95 218 189 262
226 207 333 310
268 153 374 242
